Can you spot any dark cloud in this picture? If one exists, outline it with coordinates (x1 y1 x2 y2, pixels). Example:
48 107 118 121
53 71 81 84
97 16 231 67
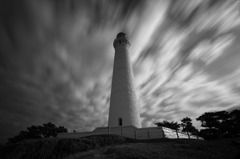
0 0 239 143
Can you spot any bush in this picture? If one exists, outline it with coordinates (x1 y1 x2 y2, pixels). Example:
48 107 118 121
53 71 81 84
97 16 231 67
8 122 68 143
0 135 132 159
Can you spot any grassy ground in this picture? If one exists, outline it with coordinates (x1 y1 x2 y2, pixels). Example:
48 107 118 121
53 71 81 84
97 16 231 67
65 138 240 159
0 135 133 159
0 135 239 159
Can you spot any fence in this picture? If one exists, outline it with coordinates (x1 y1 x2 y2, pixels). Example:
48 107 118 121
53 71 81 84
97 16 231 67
162 127 203 140
103 127 202 140
92 126 165 139
58 126 203 140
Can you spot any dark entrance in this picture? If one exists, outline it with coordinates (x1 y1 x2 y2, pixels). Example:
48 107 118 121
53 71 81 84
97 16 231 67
118 118 122 126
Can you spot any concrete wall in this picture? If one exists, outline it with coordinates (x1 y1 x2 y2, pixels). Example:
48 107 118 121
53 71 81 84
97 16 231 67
58 126 202 140
135 127 164 139
58 126 163 140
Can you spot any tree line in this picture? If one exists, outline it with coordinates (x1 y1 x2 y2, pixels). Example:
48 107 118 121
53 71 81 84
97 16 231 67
7 109 240 143
8 122 67 143
155 109 240 140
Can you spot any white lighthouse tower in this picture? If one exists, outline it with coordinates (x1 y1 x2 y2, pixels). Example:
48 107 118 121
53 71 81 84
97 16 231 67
58 32 199 140
108 32 141 128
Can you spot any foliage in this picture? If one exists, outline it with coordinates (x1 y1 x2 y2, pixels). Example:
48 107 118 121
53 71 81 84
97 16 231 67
154 120 180 130
8 122 68 143
1 136 239 159
154 109 240 139
196 109 240 139
198 129 221 140
0 135 132 159
180 117 198 134
65 137 240 159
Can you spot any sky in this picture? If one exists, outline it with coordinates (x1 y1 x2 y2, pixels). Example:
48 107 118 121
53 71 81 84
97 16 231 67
0 0 240 143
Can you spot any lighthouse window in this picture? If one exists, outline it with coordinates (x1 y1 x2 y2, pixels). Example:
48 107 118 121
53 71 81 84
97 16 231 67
119 40 121 43
118 118 122 126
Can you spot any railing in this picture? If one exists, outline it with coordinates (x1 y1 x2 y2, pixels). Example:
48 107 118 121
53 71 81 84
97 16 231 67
93 126 203 140
162 127 203 140
58 126 203 140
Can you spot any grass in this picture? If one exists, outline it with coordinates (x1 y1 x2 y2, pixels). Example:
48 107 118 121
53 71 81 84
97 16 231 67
0 135 239 159
65 138 240 159
0 135 133 159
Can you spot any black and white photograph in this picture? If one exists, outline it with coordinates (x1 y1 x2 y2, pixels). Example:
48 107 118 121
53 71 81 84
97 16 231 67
0 0 240 159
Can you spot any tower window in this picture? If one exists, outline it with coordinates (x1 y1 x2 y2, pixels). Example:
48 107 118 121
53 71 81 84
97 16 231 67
118 118 122 126
119 40 121 43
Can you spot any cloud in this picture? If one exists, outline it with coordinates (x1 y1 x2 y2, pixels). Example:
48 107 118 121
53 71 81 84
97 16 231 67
0 0 240 143
0 0 165 143
136 0 240 130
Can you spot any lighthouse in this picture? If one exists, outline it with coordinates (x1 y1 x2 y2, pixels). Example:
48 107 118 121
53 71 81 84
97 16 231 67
58 32 198 140
108 32 141 128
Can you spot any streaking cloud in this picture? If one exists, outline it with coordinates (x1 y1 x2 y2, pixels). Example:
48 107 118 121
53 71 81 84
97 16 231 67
0 0 240 143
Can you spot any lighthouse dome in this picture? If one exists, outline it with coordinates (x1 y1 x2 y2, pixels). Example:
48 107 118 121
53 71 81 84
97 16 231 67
114 32 131 48
117 32 127 38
